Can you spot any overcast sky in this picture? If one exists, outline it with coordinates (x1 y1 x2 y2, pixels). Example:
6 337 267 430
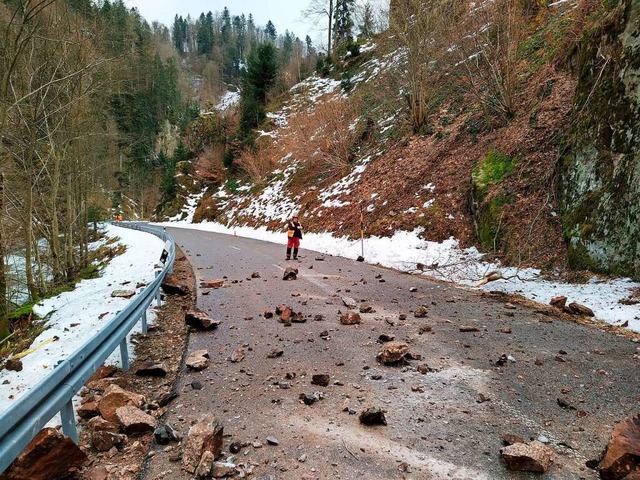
125 0 389 48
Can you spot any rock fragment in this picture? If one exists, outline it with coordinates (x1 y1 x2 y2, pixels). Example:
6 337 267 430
135 362 168 377
182 415 224 474
311 374 330 387
98 385 144 423
115 406 157 435
283 267 298 280
186 350 210 371
340 311 362 325
377 341 410 365
600 414 640 480
500 441 553 473
359 407 387 426
185 310 220 330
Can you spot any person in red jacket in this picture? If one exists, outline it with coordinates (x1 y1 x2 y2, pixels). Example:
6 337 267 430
286 215 303 260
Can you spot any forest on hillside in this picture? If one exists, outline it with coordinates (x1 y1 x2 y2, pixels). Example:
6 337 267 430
0 0 356 340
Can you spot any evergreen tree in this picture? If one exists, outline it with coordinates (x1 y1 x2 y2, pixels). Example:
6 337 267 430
264 20 277 42
333 0 355 51
305 35 315 56
239 42 279 138
357 2 375 39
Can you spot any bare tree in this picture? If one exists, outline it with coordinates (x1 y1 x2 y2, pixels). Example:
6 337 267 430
302 0 334 55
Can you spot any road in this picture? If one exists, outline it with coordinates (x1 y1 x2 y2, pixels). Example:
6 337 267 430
143 227 639 480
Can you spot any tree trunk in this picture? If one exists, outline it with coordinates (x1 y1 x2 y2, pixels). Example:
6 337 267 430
328 0 334 56
0 172 7 318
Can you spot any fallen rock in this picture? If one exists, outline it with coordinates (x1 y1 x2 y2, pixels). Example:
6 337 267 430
185 310 220 330
376 341 410 365
267 349 284 358
342 297 358 309
87 365 118 382
91 431 126 452
86 417 120 434
98 385 144 423
340 311 362 325
2 428 87 480
182 415 224 474
459 326 480 332
311 374 330 387
85 466 109 480
115 406 157 435
279 306 293 323
359 304 374 313
110 290 135 299
359 407 387 426
186 350 210 371
500 441 553 473
135 362 168 377
200 279 224 288
300 392 320 406
5 358 23 372
263 311 274 319
266 436 279 446
567 302 595 317
414 306 428 318
282 267 298 281
291 312 306 323
378 334 395 343
161 277 190 295
418 325 432 334
251 272 261 278
230 348 245 363
154 424 181 445
77 401 100 420
85 376 127 392
600 414 640 480
550 296 567 309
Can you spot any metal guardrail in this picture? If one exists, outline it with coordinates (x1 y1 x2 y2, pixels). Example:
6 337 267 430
0 222 175 473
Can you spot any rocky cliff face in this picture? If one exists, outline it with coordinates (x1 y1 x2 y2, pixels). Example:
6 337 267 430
559 1 640 279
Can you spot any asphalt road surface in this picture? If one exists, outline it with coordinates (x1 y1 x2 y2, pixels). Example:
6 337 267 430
143 227 640 480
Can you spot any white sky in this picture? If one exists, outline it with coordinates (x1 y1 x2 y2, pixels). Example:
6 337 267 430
125 0 390 47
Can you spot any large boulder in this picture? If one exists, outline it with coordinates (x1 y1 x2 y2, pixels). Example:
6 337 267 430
376 341 410 365
1 428 87 480
600 415 640 480
185 310 220 330
182 415 224 474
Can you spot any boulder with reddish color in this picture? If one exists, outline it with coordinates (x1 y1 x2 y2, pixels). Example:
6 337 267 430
340 311 362 325
550 296 568 309
600 415 640 480
98 385 144 423
500 440 554 473
161 276 190 295
1 428 87 480
115 406 157 435
567 302 595 317
77 401 100 419
186 350 210 371
86 416 121 433
182 415 224 474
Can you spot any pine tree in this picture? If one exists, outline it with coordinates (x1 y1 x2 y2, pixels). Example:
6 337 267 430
333 0 355 52
264 20 277 42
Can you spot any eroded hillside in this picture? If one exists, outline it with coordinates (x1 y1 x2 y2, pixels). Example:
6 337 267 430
161 0 639 280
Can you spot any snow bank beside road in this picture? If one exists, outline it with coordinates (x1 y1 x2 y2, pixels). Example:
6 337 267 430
0 224 164 415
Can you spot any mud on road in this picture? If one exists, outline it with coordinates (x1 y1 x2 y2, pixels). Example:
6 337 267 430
141 228 639 480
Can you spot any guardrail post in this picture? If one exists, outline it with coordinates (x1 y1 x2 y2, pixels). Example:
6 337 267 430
119 338 130 371
60 399 78 443
141 310 147 334
155 271 162 307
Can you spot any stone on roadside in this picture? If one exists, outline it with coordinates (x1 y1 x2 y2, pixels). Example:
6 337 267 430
200 280 224 289
230 348 245 363
459 326 480 332
340 311 362 325
182 415 224 474
86 417 120 434
186 350 210 371
115 406 156 435
279 306 293 323
300 392 320 406
161 277 190 296
267 349 284 358
98 385 145 423
266 436 279 445
154 424 181 445
567 302 595 317
111 290 135 299
550 296 567 309
600 414 640 480
342 297 357 309
77 401 100 419
376 341 410 365
282 267 298 281
1 428 87 480
251 272 261 278
359 407 387 426
91 431 126 452
414 306 428 318
500 441 553 473
501 434 525 446
185 310 220 330
359 304 374 313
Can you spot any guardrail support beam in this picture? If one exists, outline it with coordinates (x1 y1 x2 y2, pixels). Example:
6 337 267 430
141 310 147 334
119 338 130 371
60 400 78 443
